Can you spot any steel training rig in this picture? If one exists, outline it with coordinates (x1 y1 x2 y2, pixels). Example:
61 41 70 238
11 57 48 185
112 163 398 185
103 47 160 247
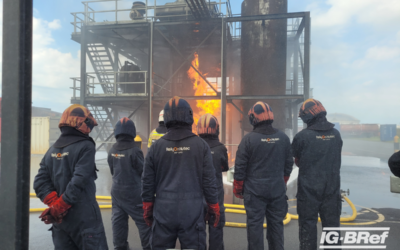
69 0 311 153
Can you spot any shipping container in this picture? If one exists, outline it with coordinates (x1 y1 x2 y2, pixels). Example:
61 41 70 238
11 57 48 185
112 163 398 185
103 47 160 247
360 124 379 137
340 124 379 137
31 117 50 154
341 124 362 137
380 124 397 142
31 117 61 154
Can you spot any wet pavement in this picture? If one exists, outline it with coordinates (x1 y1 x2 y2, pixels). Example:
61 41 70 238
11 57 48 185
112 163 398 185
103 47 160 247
342 138 395 161
29 145 400 249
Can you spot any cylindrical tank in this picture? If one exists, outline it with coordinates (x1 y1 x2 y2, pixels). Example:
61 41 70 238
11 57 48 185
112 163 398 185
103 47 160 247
241 0 287 131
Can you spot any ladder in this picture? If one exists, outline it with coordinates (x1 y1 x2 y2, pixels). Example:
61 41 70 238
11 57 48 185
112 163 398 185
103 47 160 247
185 0 212 19
87 43 116 94
86 43 119 150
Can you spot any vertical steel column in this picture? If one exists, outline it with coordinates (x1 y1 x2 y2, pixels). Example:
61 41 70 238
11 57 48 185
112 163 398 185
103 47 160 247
292 38 299 135
115 0 118 23
293 41 299 95
80 25 87 105
154 0 157 18
0 0 33 249
303 12 310 100
221 18 227 144
292 103 298 135
114 49 119 95
148 22 154 136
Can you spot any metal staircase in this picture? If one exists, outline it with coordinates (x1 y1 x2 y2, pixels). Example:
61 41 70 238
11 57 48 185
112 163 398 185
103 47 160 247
185 0 212 19
88 105 116 150
87 43 116 94
86 43 119 149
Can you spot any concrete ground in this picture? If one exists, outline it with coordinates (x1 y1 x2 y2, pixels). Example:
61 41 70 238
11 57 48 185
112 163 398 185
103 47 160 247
29 148 400 249
342 137 395 161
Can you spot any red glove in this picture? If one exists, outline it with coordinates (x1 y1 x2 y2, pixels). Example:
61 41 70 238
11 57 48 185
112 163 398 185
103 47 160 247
43 191 58 206
233 180 244 199
39 191 60 224
284 176 290 185
143 201 154 227
295 157 299 167
48 195 71 224
39 208 57 224
205 202 220 228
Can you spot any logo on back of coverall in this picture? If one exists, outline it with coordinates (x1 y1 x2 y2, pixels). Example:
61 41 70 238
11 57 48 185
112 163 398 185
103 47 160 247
111 153 125 159
51 152 69 160
319 227 390 249
166 147 190 154
316 135 335 140
261 138 280 143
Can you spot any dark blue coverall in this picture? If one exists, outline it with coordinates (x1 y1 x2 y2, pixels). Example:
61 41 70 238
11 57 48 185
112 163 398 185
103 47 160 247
108 135 151 250
34 127 108 250
201 136 229 250
292 127 343 250
234 126 293 250
389 151 400 177
141 127 219 250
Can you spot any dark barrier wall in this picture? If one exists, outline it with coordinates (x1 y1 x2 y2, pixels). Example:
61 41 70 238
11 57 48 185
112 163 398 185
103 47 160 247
241 0 288 131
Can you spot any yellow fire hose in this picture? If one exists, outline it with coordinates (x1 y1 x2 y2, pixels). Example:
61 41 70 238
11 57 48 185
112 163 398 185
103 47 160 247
29 194 357 227
29 193 112 212
223 195 357 227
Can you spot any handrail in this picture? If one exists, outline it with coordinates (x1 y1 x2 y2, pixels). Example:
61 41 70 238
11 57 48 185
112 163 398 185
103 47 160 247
70 71 148 97
71 0 233 32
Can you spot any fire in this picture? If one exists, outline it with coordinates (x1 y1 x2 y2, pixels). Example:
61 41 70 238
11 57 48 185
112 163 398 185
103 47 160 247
187 52 220 129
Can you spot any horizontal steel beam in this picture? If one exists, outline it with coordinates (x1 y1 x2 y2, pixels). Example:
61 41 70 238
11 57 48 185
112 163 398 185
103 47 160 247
72 13 306 36
153 19 220 26
228 95 304 100
154 95 220 100
154 94 304 100
74 19 221 33
85 22 150 31
72 94 304 104
226 12 307 22
71 97 148 105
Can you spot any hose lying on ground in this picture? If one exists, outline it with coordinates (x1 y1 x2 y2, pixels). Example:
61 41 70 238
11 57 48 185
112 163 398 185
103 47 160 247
29 194 357 227
223 195 357 227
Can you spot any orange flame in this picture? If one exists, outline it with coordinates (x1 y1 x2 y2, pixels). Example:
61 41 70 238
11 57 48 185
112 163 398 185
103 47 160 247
187 52 221 129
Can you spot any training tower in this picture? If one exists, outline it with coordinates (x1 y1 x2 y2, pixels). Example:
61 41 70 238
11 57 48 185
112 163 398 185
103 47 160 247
70 0 310 156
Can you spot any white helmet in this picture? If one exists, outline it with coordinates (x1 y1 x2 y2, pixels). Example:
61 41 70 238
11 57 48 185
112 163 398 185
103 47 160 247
159 110 164 122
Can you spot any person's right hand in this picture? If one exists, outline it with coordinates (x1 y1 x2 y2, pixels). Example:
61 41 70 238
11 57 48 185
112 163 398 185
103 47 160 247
233 180 244 199
143 201 154 227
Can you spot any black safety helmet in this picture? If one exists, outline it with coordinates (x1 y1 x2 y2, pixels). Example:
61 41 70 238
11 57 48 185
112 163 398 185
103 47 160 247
114 117 136 138
163 96 194 127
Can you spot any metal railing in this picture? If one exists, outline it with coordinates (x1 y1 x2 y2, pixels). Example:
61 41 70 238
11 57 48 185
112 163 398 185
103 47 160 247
71 0 233 33
71 70 148 97
70 75 96 98
228 17 305 42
